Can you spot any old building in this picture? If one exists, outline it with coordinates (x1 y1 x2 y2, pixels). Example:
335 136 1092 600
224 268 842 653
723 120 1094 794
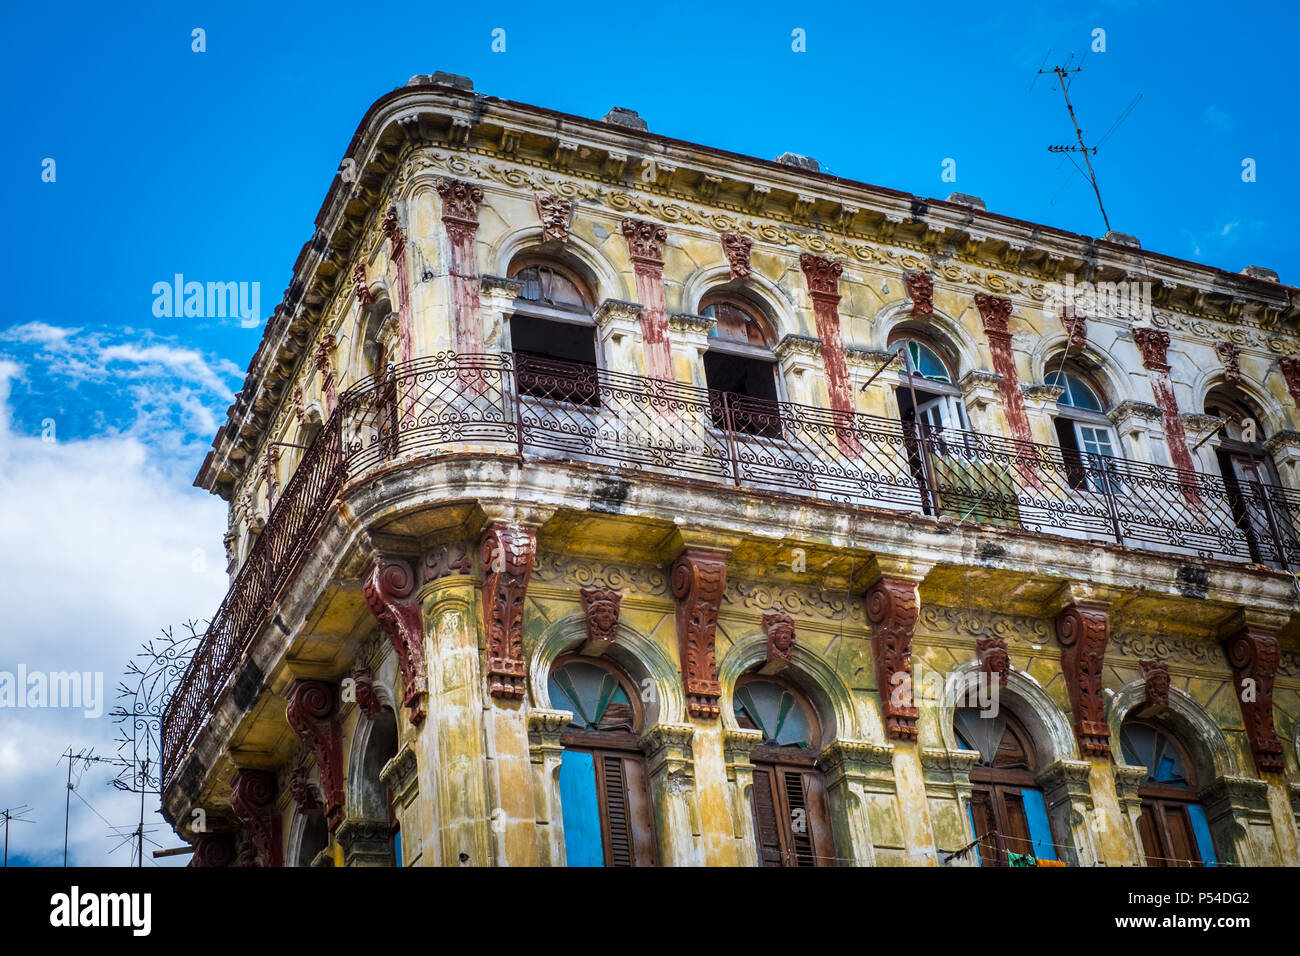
162 73 1300 868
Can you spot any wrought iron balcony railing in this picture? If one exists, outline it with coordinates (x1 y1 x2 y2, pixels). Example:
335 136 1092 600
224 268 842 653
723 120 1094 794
160 351 1300 785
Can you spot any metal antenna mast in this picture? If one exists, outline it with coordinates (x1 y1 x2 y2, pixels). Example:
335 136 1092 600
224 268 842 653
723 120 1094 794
1 806 34 866
1039 58 1112 233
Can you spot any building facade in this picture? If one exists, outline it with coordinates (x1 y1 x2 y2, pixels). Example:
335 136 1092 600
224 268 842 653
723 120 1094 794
162 73 1300 867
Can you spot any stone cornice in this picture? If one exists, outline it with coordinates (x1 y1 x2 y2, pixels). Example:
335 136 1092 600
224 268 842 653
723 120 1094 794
1108 400 1164 426
667 311 715 336
845 347 901 372
592 298 643 328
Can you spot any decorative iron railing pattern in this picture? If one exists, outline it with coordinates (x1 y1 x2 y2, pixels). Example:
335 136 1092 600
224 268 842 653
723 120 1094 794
160 351 1300 784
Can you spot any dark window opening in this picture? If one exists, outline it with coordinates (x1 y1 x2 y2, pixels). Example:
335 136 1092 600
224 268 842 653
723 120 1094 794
703 352 781 437
511 316 600 406
1054 416 1088 490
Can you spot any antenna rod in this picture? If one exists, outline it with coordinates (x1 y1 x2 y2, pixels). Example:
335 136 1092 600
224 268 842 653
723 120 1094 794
1048 65 1112 232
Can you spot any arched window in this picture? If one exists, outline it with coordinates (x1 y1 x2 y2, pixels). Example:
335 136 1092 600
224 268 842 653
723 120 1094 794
955 707 1060 866
550 657 657 866
734 675 836 866
293 812 329 868
1205 386 1283 565
508 256 600 405
1121 720 1217 867
700 295 782 438
352 708 401 867
890 334 968 434
1046 364 1120 492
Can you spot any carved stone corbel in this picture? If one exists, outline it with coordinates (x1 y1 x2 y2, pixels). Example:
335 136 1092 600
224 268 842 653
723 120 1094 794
865 577 920 740
351 663 381 719
480 522 537 700
669 549 727 719
363 555 428 725
1224 625 1285 774
190 831 236 868
1055 603 1112 757
229 769 282 867
286 679 345 831
288 767 320 814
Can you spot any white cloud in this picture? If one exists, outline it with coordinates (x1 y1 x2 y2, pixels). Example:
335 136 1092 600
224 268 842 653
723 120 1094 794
0 360 229 866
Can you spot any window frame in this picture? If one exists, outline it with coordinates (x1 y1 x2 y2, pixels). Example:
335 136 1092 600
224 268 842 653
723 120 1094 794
698 296 785 438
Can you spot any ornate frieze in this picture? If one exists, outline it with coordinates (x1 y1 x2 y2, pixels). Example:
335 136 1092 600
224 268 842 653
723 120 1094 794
720 232 752 278
480 522 537 700
865 577 920 741
670 549 727 719
229 769 282 868
1224 625 1285 774
580 586 622 651
531 554 670 596
915 604 1053 646
1110 631 1225 668
536 193 574 243
286 679 345 831
760 611 796 674
1055 603 1112 757
363 554 428 724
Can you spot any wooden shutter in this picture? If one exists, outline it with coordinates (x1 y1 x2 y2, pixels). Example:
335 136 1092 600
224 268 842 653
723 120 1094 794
750 767 786 866
999 788 1034 858
780 769 817 866
1162 803 1200 867
968 788 997 867
1137 802 1165 866
620 756 658 867
597 754 633 867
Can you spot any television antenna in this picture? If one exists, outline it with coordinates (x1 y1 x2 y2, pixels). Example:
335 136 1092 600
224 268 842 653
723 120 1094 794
1 805 34 866
1035 53 1140 233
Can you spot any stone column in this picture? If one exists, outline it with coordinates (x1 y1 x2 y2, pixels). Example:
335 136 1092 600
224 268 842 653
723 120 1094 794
821 741 900 866
722 729 762 867
1201 776 1278 865
669 312 715 388
479 275 523 352
639 723 704 865
920 748 979 865
799 255 854 424
621 219 672 381
773 334 824 408
959 371 1008 437
846 348 902 420
479 520 542 866
379 744 420 865
974 293 1032 444
593 299 644 378
1108 401 1166 466
436 178 486 355
526 710 569 867
1036 759 1098 866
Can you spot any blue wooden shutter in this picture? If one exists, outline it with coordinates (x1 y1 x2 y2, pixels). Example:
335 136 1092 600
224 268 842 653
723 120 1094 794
1185 803 1218 866
1020 788 1057 861
559 750 604 866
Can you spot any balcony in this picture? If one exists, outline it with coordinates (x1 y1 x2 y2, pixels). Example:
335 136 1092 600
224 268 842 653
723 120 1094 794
160 351 1300 786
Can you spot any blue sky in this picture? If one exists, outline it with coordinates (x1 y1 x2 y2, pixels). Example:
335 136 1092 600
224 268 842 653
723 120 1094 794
0 0 1295 865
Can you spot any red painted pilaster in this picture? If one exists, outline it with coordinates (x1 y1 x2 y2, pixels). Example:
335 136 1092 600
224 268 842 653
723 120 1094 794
436 178 485 355
800 255 853 418
1133 327 1199 501
621 219 672 381
974 293 1032 444
382 206 413 366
